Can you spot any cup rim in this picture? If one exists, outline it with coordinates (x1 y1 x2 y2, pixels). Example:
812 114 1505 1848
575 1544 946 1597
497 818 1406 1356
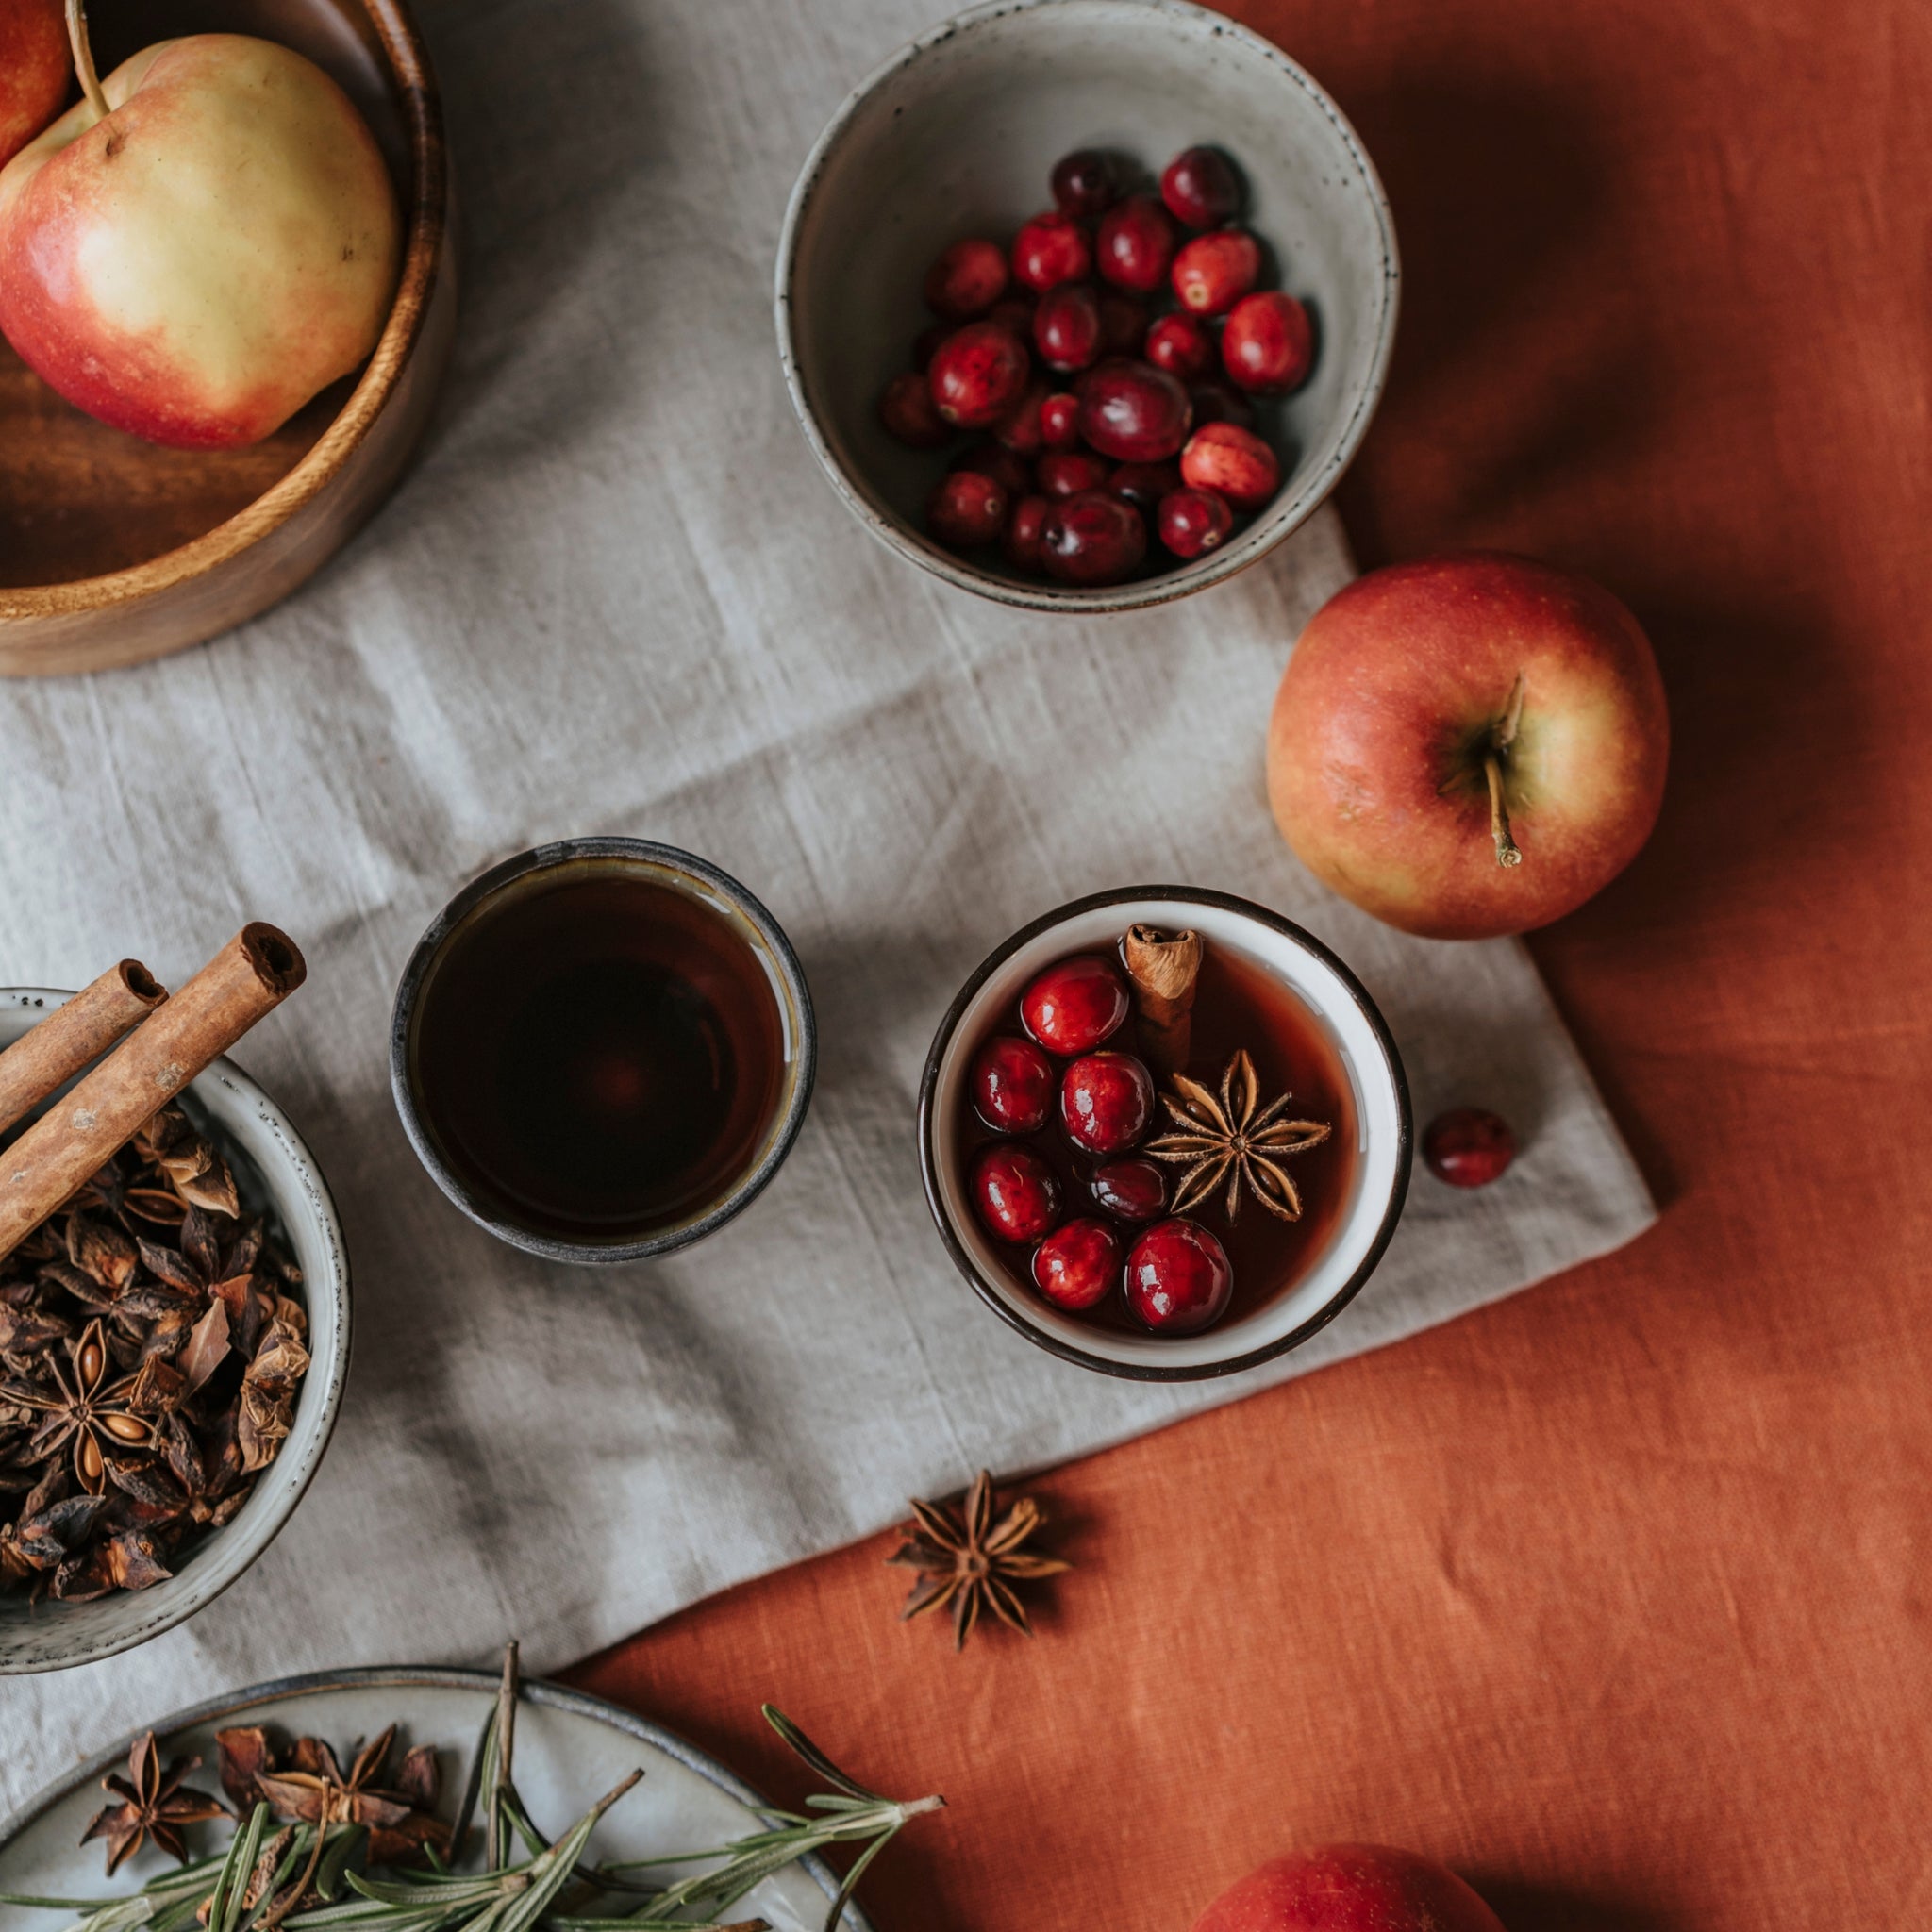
389 838 818 1266
0 987 352 1674
774 0 1401 614
916 885 1411 1380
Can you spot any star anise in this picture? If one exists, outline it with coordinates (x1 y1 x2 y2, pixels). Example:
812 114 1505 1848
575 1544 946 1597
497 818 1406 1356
1143 1048 1331 1223
218 1723 449 1866
6 1317 155 1493
79 1730 226 1874
887 1469 1070 1650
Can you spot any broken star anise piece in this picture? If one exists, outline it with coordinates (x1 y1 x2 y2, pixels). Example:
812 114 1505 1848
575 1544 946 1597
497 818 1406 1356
219 1722 449 1867
8 1317 156 1493
888 1469 1070 1651
1143 1048 1330 1224
80 1730 227 1875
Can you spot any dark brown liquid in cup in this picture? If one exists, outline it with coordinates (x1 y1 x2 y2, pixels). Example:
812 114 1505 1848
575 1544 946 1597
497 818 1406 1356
961 941 1359 1328
413 873 786 1241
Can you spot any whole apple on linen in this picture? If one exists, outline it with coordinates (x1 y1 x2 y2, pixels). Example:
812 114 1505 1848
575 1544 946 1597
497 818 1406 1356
0 0 67 167
1268 553 1668 941
1191 1844 1507 1932
0 18 401 448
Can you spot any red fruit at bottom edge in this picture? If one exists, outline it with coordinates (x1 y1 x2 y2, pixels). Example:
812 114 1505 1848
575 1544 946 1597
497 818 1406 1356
1040 391 1081 450
1223 290 1314 393
1003 493 1050 571
1157 486 1235 558
1188 1846 1507 1932
1124 1218 1232 1333
927 470 1008 548
1021 955 1129 1055
928 321 1030 428
972 1143 1061 1243
1179 422 1280 509
1423 1108 1517 1187
1091 1158 1168 1223
1060 1051 1155 1154
1031 1218 1124 1310
1041 491 1147 586
878 371 949 449
1037 450 1110 499
972 1032 1056 1132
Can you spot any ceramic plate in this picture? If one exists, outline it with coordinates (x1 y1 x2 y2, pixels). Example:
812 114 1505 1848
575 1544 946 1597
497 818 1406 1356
0 1668 873 1932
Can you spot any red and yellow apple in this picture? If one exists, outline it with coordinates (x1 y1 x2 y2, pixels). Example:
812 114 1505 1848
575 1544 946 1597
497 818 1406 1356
0 0 67 168
1268 554 1668 941
0 26 401 448
1191 1844 1507 1932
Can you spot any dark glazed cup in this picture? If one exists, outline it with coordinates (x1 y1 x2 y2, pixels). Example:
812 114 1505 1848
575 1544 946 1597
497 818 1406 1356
391 838 816 1265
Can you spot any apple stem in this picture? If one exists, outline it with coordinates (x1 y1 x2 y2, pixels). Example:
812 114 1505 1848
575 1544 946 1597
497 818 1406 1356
65 0 111 127
1486 671 1527 869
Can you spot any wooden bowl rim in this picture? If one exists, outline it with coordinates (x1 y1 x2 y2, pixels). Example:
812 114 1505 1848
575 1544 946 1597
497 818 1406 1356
0 0 446 624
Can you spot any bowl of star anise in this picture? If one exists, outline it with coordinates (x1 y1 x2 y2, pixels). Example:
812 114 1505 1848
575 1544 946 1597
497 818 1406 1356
0 986 349 1673
918 887 1410 1379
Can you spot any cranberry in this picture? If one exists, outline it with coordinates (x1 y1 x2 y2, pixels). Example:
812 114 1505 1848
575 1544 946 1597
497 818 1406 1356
1179 422 1280 509
1124 1218 1232 1333
878 371 949 449
1107 459 1182 512
1050 147 1119 218
912 323 950 372
1095 195 1178 294
1033 283 1103 373
924 236 1008 321
1012 209 1091 293
1144 311 1214 381
927 470 1008 549
1076 360 1192 463
1037 449 1110 499
1222 291 1314 393
972 1143 1060 1243
1060 1051 1155 1155
1040 391 1082 450
986 293 1037 341
1096 291 1150 357
1040 491 1147 586
928 322 1030 429
972 1032 1056 1132
1160 146 1243 228
950 440 1032 499
1020 955 1129 1055
1091 1158 1168 1224
992 377 1049 455
1157 487 1235 558
1172 228 1261 317
1424 1108 1517 1188
1003 492 1050 571
1031 1217 1124 1311
1189 380 1257 430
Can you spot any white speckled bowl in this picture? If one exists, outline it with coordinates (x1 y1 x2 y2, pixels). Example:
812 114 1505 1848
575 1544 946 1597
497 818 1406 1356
776 0 1399 613
0 990 350 1674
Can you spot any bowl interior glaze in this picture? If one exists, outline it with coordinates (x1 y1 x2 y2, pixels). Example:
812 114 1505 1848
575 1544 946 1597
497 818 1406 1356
778 0 1398 613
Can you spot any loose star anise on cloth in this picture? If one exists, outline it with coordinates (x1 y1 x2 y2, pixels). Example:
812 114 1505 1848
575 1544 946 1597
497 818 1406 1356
0 1104 309 1603
218 1722 450 1866
80 1730 227 1874
1144 1048 1331 1222
888 1469 1071 1650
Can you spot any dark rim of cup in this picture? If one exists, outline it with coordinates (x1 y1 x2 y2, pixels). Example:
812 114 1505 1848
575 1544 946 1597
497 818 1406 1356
916 885 1411 1381
390 838 817 1266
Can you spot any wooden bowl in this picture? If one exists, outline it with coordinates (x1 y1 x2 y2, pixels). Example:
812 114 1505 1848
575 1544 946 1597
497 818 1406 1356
0 0 454 677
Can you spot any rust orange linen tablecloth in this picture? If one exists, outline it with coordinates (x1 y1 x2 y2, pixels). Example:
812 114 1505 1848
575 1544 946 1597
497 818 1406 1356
571 0 1932 1925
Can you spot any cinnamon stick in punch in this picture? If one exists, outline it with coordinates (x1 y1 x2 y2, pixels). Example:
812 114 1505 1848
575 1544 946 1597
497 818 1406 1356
0 959 167 1136
1124 923 1204 1074
0 924 306 1262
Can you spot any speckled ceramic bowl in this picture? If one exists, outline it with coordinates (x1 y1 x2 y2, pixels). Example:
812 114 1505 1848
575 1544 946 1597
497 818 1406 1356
0 990 351 1673
776 0 1398 613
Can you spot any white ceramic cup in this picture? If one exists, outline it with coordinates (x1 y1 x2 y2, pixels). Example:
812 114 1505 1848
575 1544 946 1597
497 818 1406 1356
776 0 1400 612
0 991 350 1674
918 889 1409 1378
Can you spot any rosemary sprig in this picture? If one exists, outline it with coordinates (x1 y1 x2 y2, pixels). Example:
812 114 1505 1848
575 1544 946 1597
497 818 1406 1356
1 1644 942 1932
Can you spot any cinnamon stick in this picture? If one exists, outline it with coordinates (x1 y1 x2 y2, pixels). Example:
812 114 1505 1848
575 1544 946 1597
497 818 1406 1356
1124 924 1204 1074
0 925 306 1262
0 960 167 1136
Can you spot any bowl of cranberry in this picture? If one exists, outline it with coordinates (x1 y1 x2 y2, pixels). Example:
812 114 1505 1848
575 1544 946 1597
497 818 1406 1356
775 0 1398 612
918 889 1410 1379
